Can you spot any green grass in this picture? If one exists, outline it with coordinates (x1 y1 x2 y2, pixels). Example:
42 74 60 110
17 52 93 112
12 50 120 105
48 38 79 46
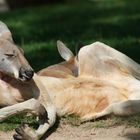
0 114 37 131
1 114 140 132
1 0 140 131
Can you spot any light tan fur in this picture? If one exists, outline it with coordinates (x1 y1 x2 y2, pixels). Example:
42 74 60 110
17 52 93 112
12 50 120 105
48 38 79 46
38 41 140 121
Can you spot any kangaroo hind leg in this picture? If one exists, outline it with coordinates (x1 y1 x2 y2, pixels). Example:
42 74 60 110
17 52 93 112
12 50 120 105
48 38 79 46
81 105 113 122
81 100 140 122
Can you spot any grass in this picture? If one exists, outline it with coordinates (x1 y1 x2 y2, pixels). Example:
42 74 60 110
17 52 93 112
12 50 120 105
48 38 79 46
0 114 37 131
1 0 140 71
1 0 140 131
1 114 140 132
60 114 140 129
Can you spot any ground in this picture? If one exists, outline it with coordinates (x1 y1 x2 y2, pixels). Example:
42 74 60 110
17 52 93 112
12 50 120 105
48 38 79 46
46 125 140 140
0 123 140 140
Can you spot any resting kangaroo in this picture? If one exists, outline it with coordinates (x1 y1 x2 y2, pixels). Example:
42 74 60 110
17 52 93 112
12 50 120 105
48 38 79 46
0 21 56 140
1 21 140 140
38 41 140 121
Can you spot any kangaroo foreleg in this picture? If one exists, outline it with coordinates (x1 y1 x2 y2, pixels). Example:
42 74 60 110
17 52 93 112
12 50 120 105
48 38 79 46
13 75 57 140
14 104 56 140
0 98 50 140
0 98 46 122
13 104 56 140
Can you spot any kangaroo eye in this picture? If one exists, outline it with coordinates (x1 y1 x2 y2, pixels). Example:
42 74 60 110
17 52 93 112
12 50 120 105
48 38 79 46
4 53 15 57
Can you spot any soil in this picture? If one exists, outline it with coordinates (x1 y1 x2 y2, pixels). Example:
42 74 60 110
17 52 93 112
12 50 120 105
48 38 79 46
0 122 140 140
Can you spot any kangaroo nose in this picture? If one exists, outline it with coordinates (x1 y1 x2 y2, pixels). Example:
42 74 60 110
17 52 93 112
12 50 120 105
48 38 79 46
25 69 34 79
19 67 34 81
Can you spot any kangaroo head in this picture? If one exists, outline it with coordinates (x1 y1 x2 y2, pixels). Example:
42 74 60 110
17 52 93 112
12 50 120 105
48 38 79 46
0 21 34 81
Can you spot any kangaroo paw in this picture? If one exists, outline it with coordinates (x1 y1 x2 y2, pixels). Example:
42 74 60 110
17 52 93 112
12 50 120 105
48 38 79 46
13 123 39 140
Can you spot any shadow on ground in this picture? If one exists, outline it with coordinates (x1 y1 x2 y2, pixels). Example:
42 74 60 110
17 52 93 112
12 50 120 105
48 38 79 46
125 131 140 140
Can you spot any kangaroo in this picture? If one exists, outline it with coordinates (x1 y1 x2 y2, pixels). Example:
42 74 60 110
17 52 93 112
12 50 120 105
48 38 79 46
38 40 79 78
38 41 140 121
1 21 140 140
0 21 56 140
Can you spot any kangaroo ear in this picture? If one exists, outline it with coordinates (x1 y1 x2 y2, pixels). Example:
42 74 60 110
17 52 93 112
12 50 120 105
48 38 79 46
57 40 74 61
0 21 13 42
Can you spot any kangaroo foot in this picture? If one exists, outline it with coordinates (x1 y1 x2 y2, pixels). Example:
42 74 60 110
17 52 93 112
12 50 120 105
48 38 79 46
13 123 39 140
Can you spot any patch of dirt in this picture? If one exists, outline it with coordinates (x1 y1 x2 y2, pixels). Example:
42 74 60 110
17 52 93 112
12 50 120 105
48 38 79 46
47 123 140 140
1 123 140 140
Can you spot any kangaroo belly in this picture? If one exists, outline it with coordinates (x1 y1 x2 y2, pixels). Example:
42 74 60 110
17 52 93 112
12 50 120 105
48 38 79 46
41 77 130 117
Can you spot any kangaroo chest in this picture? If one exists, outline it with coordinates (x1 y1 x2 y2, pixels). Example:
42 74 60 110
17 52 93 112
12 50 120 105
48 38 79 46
0 78 37 106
